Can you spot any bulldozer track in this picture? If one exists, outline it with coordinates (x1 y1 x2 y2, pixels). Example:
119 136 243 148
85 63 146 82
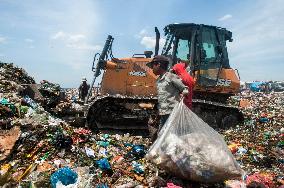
86 95 243 131
86 95 157 130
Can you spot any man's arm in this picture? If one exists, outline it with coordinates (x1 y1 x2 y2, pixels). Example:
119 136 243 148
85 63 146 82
169 73 189 95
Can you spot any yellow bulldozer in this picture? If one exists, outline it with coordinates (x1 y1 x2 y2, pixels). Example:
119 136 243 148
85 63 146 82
85 23 243 130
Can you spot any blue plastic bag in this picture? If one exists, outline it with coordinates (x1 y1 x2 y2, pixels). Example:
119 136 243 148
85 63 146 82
23 95 38 109
259 117 269 123
132 145 145 158
50 167 78 188
96 184 109 188
96 158 111 171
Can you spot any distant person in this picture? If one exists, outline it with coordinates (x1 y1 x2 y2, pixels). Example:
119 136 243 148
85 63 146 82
78 77 90 101
172 62 195 109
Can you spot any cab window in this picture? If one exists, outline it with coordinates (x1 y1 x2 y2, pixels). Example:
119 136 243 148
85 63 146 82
202 28 217 62
176 39 190 61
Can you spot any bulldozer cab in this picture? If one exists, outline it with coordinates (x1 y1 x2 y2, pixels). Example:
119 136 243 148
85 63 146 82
159 23 233 87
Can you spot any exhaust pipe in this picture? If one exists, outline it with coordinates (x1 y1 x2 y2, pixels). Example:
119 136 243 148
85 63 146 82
154 27 160 56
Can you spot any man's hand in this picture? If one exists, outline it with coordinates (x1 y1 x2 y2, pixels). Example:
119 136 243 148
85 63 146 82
180 90 189 100
181 89 189 96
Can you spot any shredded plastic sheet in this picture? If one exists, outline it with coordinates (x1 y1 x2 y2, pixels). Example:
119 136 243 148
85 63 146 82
147 101 243 183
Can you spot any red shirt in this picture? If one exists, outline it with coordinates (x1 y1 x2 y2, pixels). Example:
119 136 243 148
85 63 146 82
172 63 195 109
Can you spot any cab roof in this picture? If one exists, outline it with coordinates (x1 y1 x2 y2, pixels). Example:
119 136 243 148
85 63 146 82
164 23 232 41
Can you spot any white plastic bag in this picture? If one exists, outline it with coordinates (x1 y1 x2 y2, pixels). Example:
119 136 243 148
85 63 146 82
146 101 243 183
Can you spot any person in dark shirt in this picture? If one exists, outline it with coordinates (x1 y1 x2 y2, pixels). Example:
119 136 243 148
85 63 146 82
78 77 90 101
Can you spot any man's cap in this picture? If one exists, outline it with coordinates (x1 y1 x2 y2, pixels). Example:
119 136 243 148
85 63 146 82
146 55 169 68
82 77 87 81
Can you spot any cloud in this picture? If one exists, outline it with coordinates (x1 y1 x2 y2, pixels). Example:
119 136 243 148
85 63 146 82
51 31 101 51
25 38 34 43
52 31 85 41
140 36 156 49
66 43 102 51
69 34 85 43
135 28 150 39
218 14 232 21
0 53 4 57
140 36 166 49
51 31 67 40
139 29 147 37
227 0 284 81
137 28 166 49
0 36 6 44
0 0 101 87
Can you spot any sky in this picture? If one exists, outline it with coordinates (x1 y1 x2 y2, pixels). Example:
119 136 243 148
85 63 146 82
0 0 283 87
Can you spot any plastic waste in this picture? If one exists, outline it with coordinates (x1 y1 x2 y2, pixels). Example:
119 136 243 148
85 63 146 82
228 143 241 154
73 128 91 135
53 131 73 149
147 101 243 182
98 147 108 158
0 164 12 185
124 143 133 147
96 184 109 188
96 158 111 171
277 141 284 148
54 159 62 168
85 147 95 158
259 117 269 123
50 167 78 188
97 141 110 147
0 98 16 113
224 180 246 188
246 173 274 188
236 147 247 156
0 98 9 105
23 95 38 109
20 105 29 114
111 156 124 165
132 161 144 174
263 132 271 139
131 145 146 159
167 183 182 188
115 182 136 188
103 134 109 140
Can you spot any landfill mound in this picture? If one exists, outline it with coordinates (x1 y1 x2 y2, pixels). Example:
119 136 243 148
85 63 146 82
0 62 35 93
0 62 283 187
223 91 284 187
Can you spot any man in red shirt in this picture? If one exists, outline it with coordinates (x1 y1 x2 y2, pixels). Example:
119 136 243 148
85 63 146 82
172 62 195 109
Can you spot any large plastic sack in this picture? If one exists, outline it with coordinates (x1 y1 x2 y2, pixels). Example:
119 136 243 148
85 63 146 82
146 101 243 183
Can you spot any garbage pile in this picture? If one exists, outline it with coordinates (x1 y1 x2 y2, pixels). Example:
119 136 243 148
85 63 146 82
38 80 62 109
1 62 283 187
0 63 161 187
0 95 166 187
54 88 83 116
224 91 284 187
0 62 35 93
243 81 284 92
